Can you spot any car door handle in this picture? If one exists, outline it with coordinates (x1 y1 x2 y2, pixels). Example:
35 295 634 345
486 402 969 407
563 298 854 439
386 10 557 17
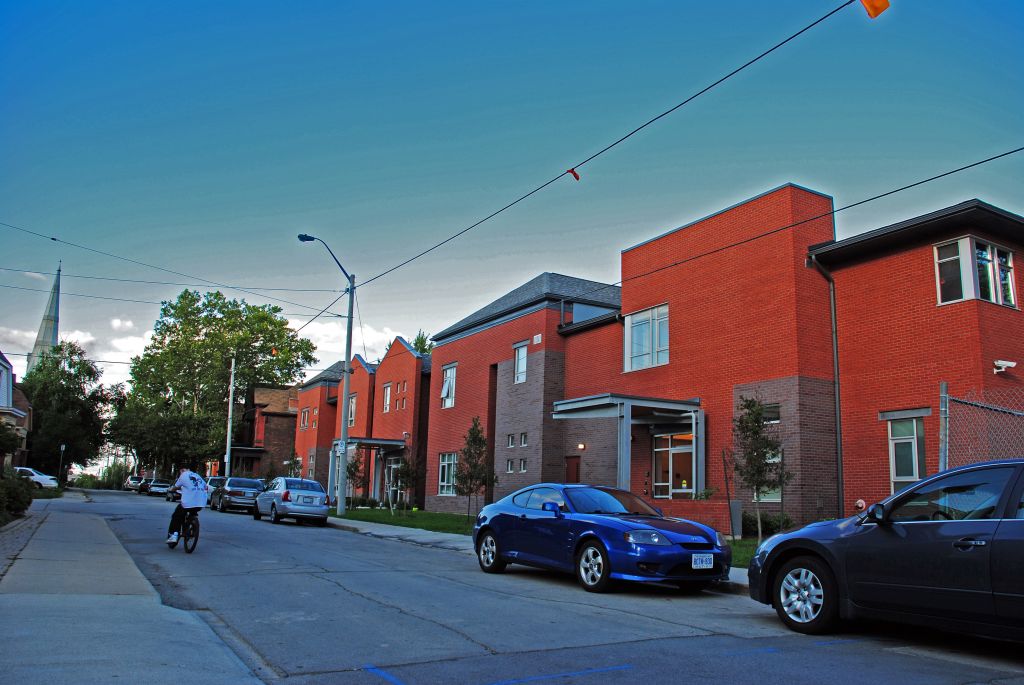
953 538 987 550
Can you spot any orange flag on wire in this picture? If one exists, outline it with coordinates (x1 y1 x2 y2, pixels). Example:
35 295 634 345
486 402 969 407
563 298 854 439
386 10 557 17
859 0 890 18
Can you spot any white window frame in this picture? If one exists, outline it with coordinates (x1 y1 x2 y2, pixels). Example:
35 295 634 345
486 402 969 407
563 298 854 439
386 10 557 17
507 434 514 448
935 237 1017 307
438 452 457 496
623 304 669 372
754 452 782 503
440 364 457 409
652 431 694 499
513 342 528 384
519 458 527 473
506 459 514 473
300 408 310 430
382 384 391 413
307 453 315 479
347 394 356 428
888 418 922 494
520 432 528 447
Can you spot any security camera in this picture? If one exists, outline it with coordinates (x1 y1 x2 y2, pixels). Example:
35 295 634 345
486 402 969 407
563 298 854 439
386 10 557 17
994 360 1017 374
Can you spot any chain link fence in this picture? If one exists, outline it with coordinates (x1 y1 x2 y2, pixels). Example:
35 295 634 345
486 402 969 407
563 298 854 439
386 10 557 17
941 383 1024 470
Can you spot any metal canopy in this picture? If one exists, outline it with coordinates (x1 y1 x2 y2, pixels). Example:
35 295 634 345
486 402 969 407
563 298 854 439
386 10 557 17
553 393 705 491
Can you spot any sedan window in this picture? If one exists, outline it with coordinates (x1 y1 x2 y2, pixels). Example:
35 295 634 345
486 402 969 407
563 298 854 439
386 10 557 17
1016 486 1024 520
889 467 1015 522
227 478 263 489
526 488 567 512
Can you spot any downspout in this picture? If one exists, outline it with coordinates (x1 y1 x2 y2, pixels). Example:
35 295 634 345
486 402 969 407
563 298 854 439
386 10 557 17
809 254 845 518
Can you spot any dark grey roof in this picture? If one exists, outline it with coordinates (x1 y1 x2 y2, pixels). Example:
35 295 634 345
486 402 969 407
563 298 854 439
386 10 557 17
353 354 377 374
433 272 621 342
809 200 1024 267
301 361 345 388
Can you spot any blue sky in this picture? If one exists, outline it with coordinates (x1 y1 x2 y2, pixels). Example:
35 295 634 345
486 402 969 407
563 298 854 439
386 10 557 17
1 1 1022 383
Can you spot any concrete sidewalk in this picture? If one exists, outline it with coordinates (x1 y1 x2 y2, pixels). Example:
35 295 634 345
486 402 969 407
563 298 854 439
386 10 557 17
0 495 261 685
326 516 751 593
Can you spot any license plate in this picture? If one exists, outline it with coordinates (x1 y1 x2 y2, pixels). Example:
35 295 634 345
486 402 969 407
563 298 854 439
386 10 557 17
691 554 714 570
302 496 314 504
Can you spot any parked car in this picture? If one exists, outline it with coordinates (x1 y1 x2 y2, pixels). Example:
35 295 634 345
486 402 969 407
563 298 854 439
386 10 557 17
137 478 153 495
473 483 731 593
147 479 172 497
211 477 264 512
124 475 145 492
253 477 328 526
748 458 1024 640
205 477 226 505
15 467 59 489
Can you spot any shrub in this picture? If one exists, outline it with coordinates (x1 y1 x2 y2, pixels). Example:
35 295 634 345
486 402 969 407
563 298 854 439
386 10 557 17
100 461 131 490
742 511 792 537
366 498 379 509
75 474 102 489
1 468 33 520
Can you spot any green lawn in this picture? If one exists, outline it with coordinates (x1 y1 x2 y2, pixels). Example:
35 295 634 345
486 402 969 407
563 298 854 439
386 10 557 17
334 507 475 535
31 487 64 499
727 537 759 571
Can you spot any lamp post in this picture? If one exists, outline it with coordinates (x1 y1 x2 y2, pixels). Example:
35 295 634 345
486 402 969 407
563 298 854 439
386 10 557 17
298 233 354 515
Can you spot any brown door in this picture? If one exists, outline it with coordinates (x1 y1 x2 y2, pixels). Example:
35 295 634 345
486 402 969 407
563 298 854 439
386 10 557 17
565 455 580 484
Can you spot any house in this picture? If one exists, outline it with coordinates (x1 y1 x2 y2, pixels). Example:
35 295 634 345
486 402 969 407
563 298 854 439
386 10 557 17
424 273 621 515
808 199 1024 512
335 355 376 498
294 362 345 488
231 385 299 479
1 350 31 468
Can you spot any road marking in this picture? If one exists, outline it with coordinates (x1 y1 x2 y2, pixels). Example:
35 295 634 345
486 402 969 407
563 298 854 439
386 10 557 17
364 664 407 684
484 665 633 685
886 646 1024 674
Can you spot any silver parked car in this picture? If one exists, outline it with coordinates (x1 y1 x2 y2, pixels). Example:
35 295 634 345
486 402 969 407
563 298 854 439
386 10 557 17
211 477 264 512
147 479 172 497
205 476 226 505
253 477 328 526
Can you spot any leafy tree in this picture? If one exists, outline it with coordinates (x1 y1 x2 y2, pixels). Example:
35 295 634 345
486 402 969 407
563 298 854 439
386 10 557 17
391 454 421 515
411 330 434 354
110 290 317 475
20 341 108 475
0 422 20 459
732 396 790 544
346 451 367 496
455 416 496 518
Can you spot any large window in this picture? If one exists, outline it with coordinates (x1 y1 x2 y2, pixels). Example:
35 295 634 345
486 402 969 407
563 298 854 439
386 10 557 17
652 427 694 499
624 305 669 371
300 408 310 430
440 364 457 409
513 343 527 384
888 417 925 494
754 404 782 502
347 395 356 427
382 384 391 413
438 453 457 495
935 238 1015 307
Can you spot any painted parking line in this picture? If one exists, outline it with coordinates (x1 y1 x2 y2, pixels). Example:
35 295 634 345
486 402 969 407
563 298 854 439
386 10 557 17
484 664 634 685
364 664 407 685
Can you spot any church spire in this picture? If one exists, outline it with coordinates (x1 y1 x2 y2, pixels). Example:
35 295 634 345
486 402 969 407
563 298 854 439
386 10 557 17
26 263 60 374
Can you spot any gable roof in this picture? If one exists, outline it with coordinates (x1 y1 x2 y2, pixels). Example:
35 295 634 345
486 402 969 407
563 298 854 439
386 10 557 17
353 354 377 374
809 199 1024 268
301 361 346 389
433 272 621 343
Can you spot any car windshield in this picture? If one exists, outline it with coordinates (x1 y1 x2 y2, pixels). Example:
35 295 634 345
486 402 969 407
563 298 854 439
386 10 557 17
228 478 263 489
565 487 660 516
285 479 324 492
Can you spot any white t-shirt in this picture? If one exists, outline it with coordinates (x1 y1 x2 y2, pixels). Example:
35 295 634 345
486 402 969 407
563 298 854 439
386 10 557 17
174 471 208 509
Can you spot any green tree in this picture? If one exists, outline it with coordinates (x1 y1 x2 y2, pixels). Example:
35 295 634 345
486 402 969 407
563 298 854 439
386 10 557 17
0 422 20 459
20 341 108 475
391 455 421 515
110 290 317 475
731 396 790 544
455 416 495 518
411 330 434 354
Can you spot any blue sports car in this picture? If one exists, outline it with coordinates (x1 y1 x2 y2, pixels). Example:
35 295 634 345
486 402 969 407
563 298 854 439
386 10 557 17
473 483 731 592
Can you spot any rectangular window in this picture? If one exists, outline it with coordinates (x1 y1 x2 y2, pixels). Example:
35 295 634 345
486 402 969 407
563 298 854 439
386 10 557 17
935 238 1015 307
652 426 694 499
520 432 528 447
507 434 514 448
438 453 457 496
513 343 528 384
401 397 406 410
383 384 391 413
440 365 457 408
312 419 317 429
403 381 407 393
519 458 527 473
624 304 669 371
889 417 925 494
300 408 310 430
754 452 782 502
313 407 318 416
347 395 356 428
307 453 315 479
506 459 514 473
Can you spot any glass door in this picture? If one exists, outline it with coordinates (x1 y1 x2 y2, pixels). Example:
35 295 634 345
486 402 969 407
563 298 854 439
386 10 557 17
653 420 695 499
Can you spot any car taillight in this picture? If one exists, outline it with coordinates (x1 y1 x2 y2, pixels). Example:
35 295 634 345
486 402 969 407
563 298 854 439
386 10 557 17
282 490 291 502
228 490 243 496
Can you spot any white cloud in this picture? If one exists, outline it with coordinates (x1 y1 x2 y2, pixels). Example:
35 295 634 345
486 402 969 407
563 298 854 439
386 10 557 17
110 318 135 332
291 318 406 379
22 271 47 281
61 330 97 346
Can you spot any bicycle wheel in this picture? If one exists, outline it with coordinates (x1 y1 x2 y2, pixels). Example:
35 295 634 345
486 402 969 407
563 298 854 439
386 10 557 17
183 518 199 553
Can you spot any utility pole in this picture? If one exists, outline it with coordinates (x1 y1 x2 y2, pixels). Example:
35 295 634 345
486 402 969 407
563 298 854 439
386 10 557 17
225 356 236 477
336 272 355 515
58 443 66 486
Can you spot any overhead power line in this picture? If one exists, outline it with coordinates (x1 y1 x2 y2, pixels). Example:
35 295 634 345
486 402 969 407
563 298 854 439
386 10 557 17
0 266 341 293
2 350 340 375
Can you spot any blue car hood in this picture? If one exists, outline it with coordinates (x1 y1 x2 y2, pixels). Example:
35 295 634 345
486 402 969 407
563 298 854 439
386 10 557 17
619 516 710 541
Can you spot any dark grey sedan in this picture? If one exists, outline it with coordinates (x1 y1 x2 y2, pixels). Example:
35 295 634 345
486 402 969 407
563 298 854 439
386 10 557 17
210 477 264 512
749 458 1024 640
253 477 329 526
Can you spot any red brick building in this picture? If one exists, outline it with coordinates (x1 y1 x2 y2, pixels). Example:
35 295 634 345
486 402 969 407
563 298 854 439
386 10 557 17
294 362 344 487
809 199 1024 513
231 385 299 479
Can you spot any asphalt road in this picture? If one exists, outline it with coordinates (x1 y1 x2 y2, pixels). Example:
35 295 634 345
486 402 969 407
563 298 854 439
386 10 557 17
70 490 1024 685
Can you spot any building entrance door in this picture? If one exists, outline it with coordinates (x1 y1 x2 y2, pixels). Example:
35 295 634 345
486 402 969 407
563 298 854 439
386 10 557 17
565 455 580 483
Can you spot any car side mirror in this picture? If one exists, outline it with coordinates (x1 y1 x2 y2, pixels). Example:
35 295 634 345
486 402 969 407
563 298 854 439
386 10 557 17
541 501 562 517
865 503 887 525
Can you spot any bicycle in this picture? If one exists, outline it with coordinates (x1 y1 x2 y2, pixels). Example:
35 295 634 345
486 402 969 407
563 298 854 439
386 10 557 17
167 509 200 553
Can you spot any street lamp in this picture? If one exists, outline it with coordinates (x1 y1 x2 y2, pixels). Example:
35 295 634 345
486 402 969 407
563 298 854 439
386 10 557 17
298 233 355 515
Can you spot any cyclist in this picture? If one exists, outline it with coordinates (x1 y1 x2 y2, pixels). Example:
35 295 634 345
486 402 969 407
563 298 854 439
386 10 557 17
166 464 208 544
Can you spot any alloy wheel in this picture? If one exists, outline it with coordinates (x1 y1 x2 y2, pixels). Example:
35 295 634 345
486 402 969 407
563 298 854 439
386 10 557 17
779 567 823 624
578 546 604 586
